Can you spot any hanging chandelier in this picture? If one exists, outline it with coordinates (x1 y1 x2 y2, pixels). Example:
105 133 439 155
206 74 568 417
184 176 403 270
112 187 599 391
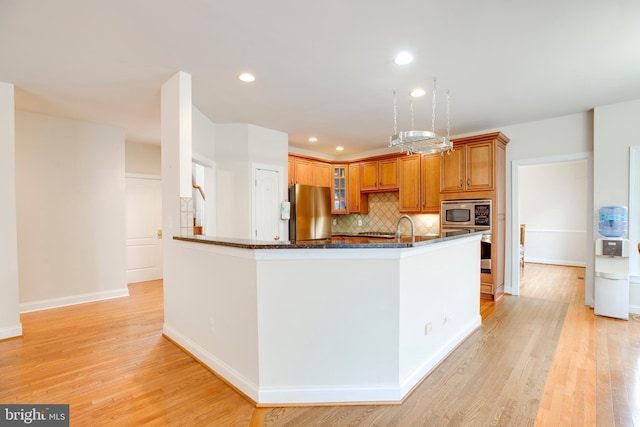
389 78 453 155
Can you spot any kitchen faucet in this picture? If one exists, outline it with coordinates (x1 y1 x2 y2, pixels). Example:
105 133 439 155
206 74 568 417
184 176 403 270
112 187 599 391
396 215 415 245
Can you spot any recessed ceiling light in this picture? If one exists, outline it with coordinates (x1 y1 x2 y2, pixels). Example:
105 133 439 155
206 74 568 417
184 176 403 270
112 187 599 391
336 146 344 151
308 137 318 142
238 73 255 83
410 88 426 97
393 51 413 65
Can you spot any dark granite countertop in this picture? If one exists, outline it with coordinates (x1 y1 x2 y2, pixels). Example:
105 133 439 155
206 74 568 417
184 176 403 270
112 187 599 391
173 232 482 249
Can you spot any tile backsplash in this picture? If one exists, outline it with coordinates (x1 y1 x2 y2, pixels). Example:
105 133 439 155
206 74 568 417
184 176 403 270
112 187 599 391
332 192 440 236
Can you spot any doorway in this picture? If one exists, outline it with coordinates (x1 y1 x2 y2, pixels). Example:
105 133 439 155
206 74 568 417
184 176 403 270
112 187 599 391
511 153 593 300
252 164 284 241
125 174 163 283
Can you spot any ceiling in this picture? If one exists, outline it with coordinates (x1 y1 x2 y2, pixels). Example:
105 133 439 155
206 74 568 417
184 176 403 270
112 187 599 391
1 1 639 156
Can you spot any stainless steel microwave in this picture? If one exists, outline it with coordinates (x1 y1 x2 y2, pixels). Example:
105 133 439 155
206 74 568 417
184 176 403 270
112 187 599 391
441 199 492 228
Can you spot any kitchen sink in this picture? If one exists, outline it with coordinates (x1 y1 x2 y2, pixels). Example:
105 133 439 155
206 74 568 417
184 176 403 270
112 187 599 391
357 231 396 239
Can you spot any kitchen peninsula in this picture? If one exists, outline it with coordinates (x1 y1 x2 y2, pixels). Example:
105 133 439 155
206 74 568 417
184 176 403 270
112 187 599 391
165 232 482 405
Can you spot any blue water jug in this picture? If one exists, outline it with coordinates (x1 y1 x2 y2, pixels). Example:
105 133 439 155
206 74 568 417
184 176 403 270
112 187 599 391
598 206 627 237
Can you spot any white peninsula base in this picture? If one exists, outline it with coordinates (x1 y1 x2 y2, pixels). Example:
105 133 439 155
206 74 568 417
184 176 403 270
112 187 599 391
163 234 482 405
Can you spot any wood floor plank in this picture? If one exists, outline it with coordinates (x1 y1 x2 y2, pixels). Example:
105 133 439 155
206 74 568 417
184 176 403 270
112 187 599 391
2 265 639 426
0 280 255 427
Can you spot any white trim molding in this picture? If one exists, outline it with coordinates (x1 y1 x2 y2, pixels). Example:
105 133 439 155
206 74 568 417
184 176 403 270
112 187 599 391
19 288 130 313
0 324 23 340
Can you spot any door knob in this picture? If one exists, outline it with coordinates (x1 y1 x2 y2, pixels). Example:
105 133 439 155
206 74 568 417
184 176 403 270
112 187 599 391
274 236 280 241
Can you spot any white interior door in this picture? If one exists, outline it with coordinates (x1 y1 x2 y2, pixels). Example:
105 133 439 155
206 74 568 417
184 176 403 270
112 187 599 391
255 168 281 241
126 175 163 283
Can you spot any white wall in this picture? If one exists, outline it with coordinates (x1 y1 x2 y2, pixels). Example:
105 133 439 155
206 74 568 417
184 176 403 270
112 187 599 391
0 82 21 339
15 111 128 310
519 160 588 266
161 72 194 345
193 107 215 162
214 124 249 238
192 107 217 235
214 124 288 239
630 147 640 306
125 141 161 175
594 99 640 312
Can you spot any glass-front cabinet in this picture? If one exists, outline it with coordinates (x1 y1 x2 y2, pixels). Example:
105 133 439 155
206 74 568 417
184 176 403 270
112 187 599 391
331 165 348 213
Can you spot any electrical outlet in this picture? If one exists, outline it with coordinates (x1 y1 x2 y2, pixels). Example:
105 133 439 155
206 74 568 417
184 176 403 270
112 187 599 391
425 322 432 335
332 218 337 226
427 221 433 228
357 219 363 227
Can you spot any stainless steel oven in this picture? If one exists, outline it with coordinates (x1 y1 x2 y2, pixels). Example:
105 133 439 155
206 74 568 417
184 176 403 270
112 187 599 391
441 199 492 273
441 199 491 228
440 227 492 273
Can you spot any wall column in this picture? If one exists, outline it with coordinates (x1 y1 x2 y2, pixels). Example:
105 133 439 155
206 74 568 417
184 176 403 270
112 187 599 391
161 72 194 333
161 71 193 237
0 81 22 339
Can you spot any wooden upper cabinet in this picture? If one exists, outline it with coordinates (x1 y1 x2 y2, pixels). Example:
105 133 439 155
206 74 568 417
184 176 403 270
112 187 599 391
420 154 440 213
440 139 494 193
311 162 332 187
399 154 441 213
288 155 331 187
360 158 398 192
379 158 398 190
398 155 421 212
360 161 378 191
348 163 368 213
293 157 313 185
331 165 348 214
287 157 295 187
466 142 493 191
440 148 465 192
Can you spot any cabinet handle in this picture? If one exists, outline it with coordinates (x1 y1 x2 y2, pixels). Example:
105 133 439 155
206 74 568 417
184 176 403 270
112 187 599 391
467 178 471 187
459 179 463 188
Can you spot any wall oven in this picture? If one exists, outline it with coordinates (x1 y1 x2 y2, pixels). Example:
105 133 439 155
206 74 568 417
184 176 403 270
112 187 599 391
441 200 492 273
441 199 491 228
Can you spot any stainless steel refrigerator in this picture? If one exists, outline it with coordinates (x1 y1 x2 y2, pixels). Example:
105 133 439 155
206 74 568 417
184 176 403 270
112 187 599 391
289 184 331 240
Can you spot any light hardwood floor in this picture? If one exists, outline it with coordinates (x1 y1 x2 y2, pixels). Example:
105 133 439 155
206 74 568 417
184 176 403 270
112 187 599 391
1 264 638 426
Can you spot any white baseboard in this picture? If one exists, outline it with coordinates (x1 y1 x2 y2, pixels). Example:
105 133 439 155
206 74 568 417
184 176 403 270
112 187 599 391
163 316 481 405
162 323 260 402
398 315 482 398
19 288 130 313
0 324 23 340
525 257 586 267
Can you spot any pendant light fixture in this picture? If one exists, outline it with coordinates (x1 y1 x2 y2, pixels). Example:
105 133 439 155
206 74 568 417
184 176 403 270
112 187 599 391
389 78 453 155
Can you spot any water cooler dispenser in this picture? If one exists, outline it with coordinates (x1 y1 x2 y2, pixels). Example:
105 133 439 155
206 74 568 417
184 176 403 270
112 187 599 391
594 206 629 320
